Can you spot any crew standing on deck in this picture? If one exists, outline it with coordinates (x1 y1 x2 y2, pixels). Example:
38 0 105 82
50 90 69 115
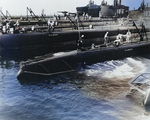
104 32 109 46
77 35 84 51
126 29 131 43
114 34 123 47
47 19 55 32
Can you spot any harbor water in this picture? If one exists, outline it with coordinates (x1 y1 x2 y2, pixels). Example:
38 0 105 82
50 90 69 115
1 54 150 120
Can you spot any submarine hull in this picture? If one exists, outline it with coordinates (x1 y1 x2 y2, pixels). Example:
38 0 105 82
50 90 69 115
17 42 150 80
0 27 139 52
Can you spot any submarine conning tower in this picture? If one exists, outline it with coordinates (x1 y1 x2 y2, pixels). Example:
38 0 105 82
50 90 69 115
76 0 129 18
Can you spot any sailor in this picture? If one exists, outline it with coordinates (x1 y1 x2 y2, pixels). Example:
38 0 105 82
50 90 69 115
89 16 92 21
31 26 35 31
75 15 78 22
89 24 93 29
85 13 88 20
47 19 54 32
83 12 86 20
77 35 84 51
6 22 10 33
54 14 57 20
47 19 51 26
2 26 6 33
114 39 120 47
14 20 19 26
13 20 20 34
14 25 20 34
104 32 109 46
116 34 123 42
126 29 131 43
91 43 95 49
114 34 123 47
53 15 58 26
58 15 60 20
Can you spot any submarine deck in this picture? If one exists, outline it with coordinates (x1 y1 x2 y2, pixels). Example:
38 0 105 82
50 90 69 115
21 37 150 66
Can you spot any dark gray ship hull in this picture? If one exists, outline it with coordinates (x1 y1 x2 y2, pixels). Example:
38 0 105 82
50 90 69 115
17 41 150 80
0 27 139 52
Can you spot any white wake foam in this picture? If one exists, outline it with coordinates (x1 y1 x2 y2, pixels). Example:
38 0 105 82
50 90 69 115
84 57 147 80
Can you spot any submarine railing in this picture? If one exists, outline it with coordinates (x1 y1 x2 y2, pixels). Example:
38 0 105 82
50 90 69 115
23 69 76 76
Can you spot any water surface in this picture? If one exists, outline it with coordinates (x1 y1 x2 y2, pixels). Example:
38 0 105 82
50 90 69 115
0 56 150 120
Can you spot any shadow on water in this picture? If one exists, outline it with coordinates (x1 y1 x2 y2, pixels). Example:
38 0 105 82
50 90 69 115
17 71 86 87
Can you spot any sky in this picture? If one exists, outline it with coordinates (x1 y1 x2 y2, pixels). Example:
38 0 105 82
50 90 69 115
0 0 149 16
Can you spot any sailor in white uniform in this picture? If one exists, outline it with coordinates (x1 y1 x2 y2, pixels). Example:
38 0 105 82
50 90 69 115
104 32 109 46
114 34 123 47
126 29 131 43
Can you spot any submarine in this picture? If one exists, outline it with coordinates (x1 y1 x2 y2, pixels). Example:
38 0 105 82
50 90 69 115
17 40 150 80
0 9 142 54
17 22 150 80
0 27 140 51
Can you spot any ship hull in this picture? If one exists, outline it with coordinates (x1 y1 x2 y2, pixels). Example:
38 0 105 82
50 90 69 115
0 27 139 52
17 41 150 80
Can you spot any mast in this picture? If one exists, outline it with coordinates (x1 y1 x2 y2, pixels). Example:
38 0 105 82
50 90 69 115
114 0 119 6
114 0 116 6
119 0 121 5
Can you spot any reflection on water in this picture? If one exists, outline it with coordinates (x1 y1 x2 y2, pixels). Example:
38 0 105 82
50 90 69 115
0 47 56 61
0 55 150 120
